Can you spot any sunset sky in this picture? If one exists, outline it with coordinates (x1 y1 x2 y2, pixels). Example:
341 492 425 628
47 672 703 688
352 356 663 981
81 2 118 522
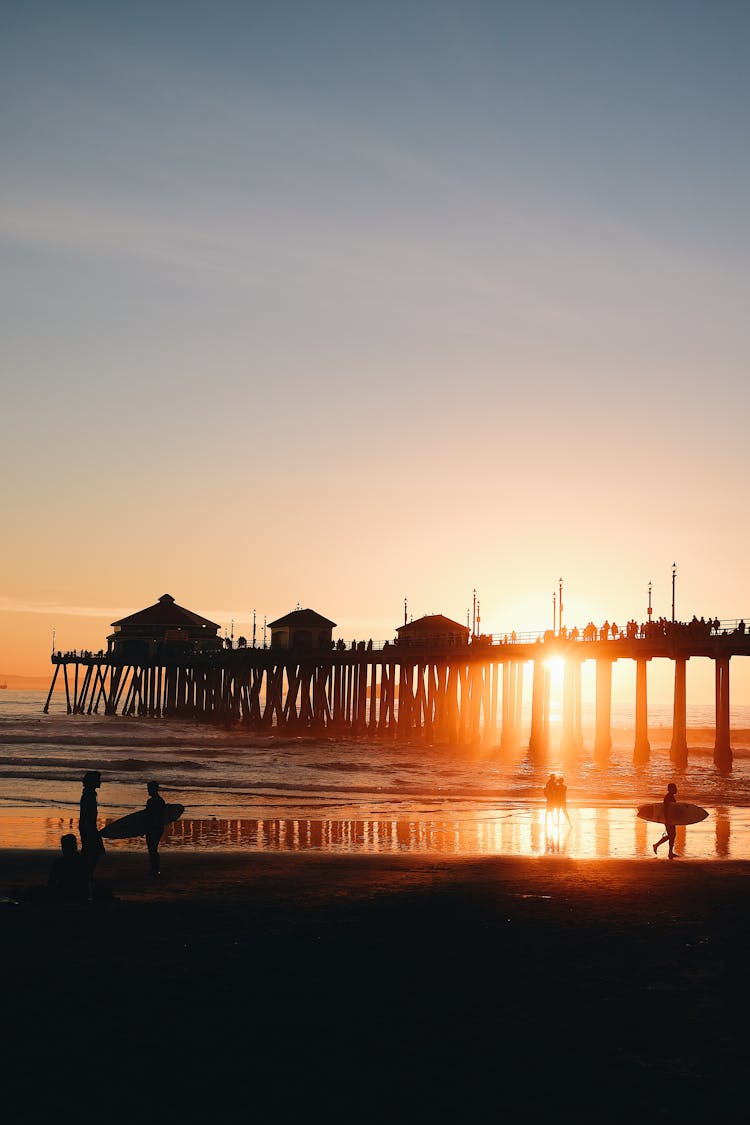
2 2 750 703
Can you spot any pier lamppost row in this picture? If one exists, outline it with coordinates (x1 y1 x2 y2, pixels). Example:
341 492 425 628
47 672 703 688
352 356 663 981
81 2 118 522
672 562 677 624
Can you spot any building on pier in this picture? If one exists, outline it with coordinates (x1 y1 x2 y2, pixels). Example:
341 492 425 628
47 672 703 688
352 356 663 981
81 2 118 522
396 614 469 647
108 594 221 659
268 608 336 650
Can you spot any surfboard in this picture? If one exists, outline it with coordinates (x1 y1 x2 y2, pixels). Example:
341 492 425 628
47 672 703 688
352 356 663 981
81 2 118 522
636 801 708 826
100 803 185 840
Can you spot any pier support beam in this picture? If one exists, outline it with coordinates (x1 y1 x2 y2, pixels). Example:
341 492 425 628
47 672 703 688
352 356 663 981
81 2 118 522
594 658 612 763
488 662 499 745
560 658 582 755
633 658 650 765
529 660 549 758
43 664 60 714
670 658 688 767
501 662 517 749
713 657 733 772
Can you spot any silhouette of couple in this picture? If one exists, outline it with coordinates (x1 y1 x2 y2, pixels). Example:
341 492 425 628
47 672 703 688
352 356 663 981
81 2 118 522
544 773 572 827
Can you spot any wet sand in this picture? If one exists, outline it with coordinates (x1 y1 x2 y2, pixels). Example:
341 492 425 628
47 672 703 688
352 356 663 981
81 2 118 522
1 804 747 859
2 848 749 1121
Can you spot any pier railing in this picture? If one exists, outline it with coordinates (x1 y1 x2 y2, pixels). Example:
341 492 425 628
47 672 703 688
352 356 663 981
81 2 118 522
50 618 748 663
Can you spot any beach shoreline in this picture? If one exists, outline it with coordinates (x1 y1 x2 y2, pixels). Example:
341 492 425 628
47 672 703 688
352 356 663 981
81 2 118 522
0 801 743 860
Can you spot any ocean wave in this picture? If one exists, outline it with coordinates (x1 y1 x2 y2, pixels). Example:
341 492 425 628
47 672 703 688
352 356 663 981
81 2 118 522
0 755 206 772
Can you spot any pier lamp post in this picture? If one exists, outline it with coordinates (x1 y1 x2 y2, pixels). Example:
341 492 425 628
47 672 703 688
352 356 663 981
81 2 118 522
559 577 563 634
672 563 676 624
553 591 557 634
648 581 652 619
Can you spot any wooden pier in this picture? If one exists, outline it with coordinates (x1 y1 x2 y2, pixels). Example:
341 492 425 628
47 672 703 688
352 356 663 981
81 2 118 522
45 630 750 770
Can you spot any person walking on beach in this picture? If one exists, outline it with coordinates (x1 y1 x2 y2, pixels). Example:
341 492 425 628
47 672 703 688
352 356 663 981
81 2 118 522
653 782 678 858
555 776 573 827
544 773 558 822
79 771 105 887
145 780 166 875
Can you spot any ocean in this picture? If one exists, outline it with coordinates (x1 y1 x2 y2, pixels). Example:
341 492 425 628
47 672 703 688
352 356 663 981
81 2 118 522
3 689 750 859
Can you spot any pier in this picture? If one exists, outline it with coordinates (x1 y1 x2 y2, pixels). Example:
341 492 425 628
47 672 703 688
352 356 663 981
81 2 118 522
45 623 750 771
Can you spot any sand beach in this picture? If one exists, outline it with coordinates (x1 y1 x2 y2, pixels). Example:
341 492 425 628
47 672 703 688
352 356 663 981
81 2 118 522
2 846 749 1122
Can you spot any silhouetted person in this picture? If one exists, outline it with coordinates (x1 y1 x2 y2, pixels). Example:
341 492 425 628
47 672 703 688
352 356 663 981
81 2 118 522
48 834 88 903
544 773 557 822
555 777 572 826
79 770 104 885
653 782 678 858
145 780 166 875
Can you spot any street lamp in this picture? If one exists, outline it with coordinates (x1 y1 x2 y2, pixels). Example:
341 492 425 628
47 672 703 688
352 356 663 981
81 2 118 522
671 563 676 624
559 577 563 634
553 591 557 633
647 581 652 622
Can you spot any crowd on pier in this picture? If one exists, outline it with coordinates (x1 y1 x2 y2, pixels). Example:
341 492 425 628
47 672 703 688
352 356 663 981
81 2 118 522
534 616 746 644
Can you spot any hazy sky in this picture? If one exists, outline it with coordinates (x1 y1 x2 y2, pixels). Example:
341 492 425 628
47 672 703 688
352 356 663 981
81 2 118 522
2 1 750 700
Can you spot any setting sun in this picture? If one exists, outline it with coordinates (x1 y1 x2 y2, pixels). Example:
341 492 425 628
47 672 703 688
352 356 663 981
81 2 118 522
545 656 566 691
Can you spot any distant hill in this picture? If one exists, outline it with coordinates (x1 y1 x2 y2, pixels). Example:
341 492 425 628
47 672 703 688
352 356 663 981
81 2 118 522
0 673 53 690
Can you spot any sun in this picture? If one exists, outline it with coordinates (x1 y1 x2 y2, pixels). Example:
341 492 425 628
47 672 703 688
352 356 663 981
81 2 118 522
545 656 565 691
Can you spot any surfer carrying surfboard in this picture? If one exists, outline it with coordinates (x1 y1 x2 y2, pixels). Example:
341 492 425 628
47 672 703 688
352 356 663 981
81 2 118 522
145 781 166 875
652 783 678 859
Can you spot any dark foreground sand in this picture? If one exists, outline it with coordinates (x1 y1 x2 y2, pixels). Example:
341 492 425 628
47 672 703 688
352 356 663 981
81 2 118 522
2 849 749 1122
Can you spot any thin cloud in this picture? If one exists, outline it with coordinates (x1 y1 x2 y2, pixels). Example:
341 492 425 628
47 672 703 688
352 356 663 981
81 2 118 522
0 595 237 624
0 596 132 619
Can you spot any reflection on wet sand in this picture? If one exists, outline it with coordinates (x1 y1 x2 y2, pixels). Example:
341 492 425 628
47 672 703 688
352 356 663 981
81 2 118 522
594 806 610 858
0 806 744 859
716 807 730 857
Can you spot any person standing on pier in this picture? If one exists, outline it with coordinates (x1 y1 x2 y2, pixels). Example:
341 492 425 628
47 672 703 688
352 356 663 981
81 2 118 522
79 770 105 889
145 780 166 875
653 783 678 859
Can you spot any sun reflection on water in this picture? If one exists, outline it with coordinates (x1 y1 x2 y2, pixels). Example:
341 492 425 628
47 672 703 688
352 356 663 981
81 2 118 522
0 806 747 859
